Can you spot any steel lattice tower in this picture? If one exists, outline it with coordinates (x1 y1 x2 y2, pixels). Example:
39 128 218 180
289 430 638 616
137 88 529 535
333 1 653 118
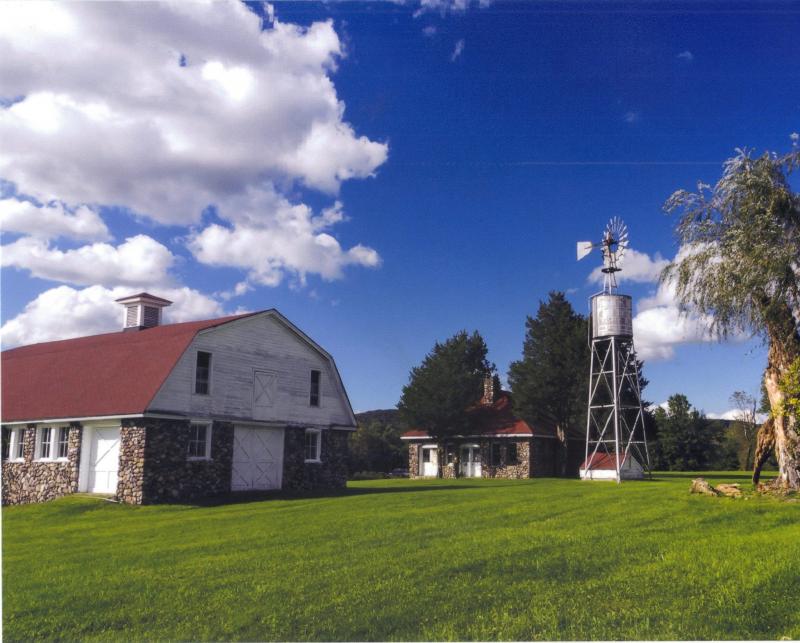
577 218 650 482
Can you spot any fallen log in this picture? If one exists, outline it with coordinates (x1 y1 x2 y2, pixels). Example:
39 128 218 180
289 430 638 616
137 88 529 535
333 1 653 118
690 478 719 496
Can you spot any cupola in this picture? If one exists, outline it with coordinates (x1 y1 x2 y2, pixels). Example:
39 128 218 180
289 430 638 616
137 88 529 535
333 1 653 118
115 293 172 331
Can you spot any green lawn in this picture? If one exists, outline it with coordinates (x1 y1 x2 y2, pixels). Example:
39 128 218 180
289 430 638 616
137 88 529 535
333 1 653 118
2 472 798 641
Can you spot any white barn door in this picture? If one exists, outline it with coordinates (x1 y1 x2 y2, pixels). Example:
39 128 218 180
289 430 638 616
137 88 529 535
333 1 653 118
231 426 284 491
89 427 121 494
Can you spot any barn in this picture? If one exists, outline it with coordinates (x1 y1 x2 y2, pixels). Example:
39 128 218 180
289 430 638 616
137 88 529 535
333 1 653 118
401 378 584 479
1 293 356 505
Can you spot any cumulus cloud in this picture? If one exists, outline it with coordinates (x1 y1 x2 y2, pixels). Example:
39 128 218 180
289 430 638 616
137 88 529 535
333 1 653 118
450 39 465 61
0 284 224 348
677 50 694 62
1 235 175 288
0 198 110 241
0 0 388 345
188 189 380 288
589 248 669 285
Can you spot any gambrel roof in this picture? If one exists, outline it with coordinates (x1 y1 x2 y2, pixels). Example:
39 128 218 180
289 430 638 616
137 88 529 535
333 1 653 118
1 310 356 426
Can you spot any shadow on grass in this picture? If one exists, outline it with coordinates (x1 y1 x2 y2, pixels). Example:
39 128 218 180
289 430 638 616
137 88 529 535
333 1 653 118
179 481 496 508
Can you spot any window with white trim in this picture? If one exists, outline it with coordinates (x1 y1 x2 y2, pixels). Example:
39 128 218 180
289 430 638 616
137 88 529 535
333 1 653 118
309 369 321 407
195 351 212 395
304 428 321 462
2 428 25 461
38 427 53 460
57 427 70 459
12 429 25 460
187 422 212 460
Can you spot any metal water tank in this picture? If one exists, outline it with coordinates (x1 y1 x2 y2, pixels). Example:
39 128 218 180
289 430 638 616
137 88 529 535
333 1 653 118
591 294 633 338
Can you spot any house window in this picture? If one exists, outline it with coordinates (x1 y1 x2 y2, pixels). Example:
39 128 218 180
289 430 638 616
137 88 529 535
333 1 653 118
38 427 53 459
13 429 25 460
491 443 502 466
422 448 431 463
309 370 321 407
195 351 211 395
1 428 10 461
187 422 212 460
57 427 70 459
304 428 321 462
507 443 519 465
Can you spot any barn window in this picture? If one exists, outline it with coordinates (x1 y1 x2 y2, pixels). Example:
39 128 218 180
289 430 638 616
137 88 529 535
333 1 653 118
1 428 10 461
309 370 321 407
57 427 70 459
195 351 212 395
187 422 212 460
13 429 25 460
491 443 502 466
507 443 519 465
38 427 53 459
304 428 321 462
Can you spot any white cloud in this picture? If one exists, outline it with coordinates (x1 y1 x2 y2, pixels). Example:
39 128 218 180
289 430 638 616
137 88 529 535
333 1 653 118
0 0 388 341
589 247 669 285
677 50 694 62
0 3 388 224
450 39 465 62
422 25 438 37
413 0 492 15
707 408 768 423
0 198 110 241
1 235 175 288
188 188 380 289
0 284 224 348
624 111 640 124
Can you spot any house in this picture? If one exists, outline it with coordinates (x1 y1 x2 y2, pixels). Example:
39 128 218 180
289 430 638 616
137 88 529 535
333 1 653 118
401 378 583 479
579 451 644 480
1 293 356 505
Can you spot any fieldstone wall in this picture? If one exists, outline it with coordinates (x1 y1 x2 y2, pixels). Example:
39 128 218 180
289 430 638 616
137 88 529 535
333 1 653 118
1 425 82 505
408 443 420 478
283 427 348 491
115 419 234 504
481 440 530 479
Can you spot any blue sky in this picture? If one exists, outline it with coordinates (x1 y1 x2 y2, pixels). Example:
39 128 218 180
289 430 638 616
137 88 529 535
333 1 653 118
1 1 798 417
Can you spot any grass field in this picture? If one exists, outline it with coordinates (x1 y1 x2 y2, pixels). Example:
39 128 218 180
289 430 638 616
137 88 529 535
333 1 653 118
2 472 798 641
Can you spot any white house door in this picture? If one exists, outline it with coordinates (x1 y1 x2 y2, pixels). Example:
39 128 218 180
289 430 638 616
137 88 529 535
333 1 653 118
421 446 438 477
460 445 482 478
89 428 121 494
231 426 284 491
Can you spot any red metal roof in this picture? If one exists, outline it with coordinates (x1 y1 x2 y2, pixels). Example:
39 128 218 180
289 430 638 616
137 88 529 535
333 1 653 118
581 451 629 470
401 392 563 440
1 313 255 423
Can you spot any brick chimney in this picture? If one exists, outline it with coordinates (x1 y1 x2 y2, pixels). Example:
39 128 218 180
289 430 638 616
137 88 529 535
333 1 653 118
482 374 496 405
115 293 172 331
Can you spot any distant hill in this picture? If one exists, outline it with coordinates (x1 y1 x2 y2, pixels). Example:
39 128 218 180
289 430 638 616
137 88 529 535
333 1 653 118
355 408 403 428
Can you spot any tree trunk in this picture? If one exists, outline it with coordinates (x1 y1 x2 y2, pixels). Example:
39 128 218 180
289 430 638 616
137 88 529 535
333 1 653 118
556 425 568 477
752 417 775 485
758 305 800 490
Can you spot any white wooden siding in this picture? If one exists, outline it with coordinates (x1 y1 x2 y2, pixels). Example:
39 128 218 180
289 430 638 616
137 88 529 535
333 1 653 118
147 313 354 427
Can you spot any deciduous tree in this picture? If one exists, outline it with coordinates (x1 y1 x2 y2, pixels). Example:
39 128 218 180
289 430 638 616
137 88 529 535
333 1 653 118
663 147 800 489
397 331 493 476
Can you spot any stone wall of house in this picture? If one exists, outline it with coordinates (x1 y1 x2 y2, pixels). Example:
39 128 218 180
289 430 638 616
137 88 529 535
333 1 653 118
283 427 348 491
481 440 530 479
408 443 420 478
122 419 235 504
1 425 82 505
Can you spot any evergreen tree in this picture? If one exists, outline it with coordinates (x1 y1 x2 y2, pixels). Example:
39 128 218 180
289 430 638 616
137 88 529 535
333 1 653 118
508 292 590 472
397 331 493 476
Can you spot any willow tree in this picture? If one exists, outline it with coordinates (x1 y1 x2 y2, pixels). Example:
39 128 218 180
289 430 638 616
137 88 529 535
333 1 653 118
663 147 800 489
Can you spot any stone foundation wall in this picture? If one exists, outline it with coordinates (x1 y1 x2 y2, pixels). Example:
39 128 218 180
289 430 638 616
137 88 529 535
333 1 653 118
408 443 420 478
117 424 146 504
283 428 348 491
132 419 234 504
1 425 82 505
481 440 530 479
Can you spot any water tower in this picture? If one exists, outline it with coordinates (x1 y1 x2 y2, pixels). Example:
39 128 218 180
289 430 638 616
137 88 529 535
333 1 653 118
576 217 650 482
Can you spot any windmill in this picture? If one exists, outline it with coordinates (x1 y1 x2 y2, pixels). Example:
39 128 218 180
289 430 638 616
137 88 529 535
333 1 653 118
577 217 650 482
